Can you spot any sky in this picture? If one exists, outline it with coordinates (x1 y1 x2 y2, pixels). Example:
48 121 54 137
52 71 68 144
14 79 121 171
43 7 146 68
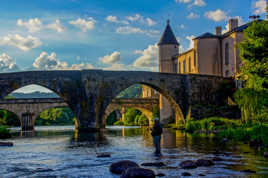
0 0 266 93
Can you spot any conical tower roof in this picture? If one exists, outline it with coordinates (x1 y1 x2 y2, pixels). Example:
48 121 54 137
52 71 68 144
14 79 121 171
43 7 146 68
158 20 179 46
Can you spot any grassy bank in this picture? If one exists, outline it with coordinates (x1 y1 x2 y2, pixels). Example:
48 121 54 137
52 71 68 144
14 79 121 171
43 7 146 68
0 126 12 139
170 117 268 146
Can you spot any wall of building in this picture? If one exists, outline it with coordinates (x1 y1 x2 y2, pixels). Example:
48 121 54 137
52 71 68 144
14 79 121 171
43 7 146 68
159 45 179 73
196 38 222 76
177 49 197 74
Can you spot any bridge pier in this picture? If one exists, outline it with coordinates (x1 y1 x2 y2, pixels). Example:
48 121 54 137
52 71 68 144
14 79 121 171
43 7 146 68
21 112 35 131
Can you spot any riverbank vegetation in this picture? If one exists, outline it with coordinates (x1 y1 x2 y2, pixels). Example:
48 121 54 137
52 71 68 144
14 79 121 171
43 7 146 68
0 126 12 139
170 20 268 147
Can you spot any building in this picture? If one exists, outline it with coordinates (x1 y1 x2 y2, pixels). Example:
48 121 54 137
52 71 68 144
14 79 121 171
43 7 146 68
178 18 251 77
142 18 253 123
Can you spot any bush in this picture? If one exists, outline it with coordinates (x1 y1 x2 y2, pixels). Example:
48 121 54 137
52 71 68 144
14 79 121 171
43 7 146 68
137 114 149 126
0 126 12 139
113 121 124 126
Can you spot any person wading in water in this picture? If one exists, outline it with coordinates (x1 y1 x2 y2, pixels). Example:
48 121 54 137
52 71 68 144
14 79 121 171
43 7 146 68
151 118 163 156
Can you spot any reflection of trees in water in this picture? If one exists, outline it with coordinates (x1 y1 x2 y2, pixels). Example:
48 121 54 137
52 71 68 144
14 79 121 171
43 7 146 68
71 130 108 146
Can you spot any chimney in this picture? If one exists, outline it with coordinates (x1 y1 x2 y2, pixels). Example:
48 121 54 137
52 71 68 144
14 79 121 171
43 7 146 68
216 26 222 35
228 18 238 31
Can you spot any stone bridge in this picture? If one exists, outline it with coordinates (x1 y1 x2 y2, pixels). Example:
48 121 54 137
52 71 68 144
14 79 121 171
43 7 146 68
0 97 159 130
104 98 159 126
0 98 68 130
0 70 233 131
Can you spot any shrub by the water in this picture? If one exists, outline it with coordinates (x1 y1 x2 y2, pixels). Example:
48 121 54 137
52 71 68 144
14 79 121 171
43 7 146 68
114 121 124 126
0 126 12 139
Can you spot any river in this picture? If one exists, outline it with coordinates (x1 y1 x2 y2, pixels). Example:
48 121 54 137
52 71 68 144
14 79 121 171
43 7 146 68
1 126 268 177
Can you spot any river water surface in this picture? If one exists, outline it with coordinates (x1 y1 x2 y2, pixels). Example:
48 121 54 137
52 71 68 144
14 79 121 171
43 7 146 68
1 126 268 177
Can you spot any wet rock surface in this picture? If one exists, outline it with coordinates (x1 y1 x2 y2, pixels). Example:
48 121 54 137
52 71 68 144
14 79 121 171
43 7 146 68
181 172 191 176
156 172 165 177
96 152 111 158
179 160 197 169
141 162 166 167
0 142 13 146
110 160 139 174
120 167 155 178
196 159 214 167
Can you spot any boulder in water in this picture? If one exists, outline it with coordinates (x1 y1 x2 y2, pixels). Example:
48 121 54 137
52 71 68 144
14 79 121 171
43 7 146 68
179 160 197 169
120 167 155 178
110 160 139 174
0 142 13 147
141 162 166 167
195 159 214 167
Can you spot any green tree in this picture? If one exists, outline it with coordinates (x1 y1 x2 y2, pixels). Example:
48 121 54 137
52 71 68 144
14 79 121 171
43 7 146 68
124 108 141 125
235 20 268 123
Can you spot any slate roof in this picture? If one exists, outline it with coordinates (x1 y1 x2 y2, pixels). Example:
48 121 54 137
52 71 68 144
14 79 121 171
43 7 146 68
158 20 179 45
194 32 218 40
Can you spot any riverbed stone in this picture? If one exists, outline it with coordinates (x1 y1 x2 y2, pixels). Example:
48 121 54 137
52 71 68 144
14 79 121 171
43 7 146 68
110 160 139 174
156 173 165 177
212 157 223 161
0 142 13 146
120 167 155 178
241 169 256 173
181 172 191 176
179 160 197 169
96 153 111 158
196 159 214 167
141 162 166 167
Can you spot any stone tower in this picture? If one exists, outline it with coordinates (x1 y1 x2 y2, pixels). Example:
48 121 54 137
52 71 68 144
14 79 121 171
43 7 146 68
158 20 179 125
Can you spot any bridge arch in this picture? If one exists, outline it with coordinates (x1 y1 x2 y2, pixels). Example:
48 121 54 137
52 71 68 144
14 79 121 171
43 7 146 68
103 104 153 126
99 81 185 128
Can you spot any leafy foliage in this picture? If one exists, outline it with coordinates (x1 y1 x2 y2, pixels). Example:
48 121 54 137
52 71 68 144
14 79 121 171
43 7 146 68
235 20 268 123
35 107 75 126
124 108 141 126
106 111 118 125
0 110 20 127
0 126 12 139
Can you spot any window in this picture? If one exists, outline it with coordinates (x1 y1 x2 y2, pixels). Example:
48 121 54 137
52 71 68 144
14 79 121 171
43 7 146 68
174 63 178 73
178 62 181 73
189 57 191 72
183 60 186 73
225 70 229 77
194 56 196 67
225 43 229 65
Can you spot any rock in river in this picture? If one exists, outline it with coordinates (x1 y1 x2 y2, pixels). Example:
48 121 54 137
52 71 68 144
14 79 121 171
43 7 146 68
120 167 155 178
0 142 13 147
96 152 111 158
110 160 139 174
179 160 197 169
195 159 214 167
141 162 166 167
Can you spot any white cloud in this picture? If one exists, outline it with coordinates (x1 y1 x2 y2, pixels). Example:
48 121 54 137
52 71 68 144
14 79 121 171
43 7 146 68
69 63 94 70
187 12 200 19
0 53 19 72
33 52 68 70
222 16 245 34
106 15 129 24
1 34 42 51
204 9 228 22
175 0 192 3
47 19 65 33
17 18 43 33
192 0 206 7
179 24 185 29
99 51 121 64
146 18 156 26
126 14 156 26
103 63 127 71
254 0 266 14
186 35 195 50
116 26 159 36
176 0 206 7
132 44 158 70
69 17 96 32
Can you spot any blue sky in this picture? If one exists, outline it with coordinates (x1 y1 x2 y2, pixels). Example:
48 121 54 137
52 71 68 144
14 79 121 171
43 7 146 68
0 0 266 92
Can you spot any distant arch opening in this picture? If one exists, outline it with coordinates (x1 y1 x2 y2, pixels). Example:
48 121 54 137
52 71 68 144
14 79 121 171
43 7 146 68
102 83 184 128
2 84 77 131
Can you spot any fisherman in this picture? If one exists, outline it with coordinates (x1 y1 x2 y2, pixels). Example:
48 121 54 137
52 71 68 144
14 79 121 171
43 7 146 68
151 117 163 156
